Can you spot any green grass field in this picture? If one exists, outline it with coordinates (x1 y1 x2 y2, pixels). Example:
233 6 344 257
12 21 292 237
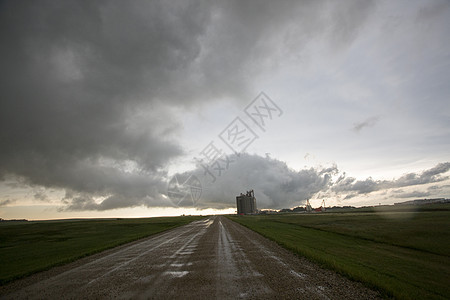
228 206 450 300
0 216 203 285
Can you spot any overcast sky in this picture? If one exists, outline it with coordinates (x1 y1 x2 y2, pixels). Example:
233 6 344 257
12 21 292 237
1 0 449 219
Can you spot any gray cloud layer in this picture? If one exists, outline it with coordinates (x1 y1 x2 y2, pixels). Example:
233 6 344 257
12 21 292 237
1 1 447 211
0 0 378 210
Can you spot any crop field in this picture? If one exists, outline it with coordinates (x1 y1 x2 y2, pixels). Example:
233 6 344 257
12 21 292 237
0 216 204 284
228 205 450 300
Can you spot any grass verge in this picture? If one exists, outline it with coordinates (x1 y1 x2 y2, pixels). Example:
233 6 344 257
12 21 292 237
0 216 204 285
228 209 450 300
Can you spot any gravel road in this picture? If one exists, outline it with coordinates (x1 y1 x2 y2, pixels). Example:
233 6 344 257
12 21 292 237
0 216 382 299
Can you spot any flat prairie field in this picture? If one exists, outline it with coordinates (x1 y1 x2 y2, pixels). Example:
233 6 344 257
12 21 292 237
228 206 450 300
0 216 204 284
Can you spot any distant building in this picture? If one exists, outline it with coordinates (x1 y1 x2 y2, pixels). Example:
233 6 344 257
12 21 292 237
236 190 257 215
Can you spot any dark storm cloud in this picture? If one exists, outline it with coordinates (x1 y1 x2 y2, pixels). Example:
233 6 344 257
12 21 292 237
0 0 378 210
0 0 224 209
332 162 450 197
1 0 207 208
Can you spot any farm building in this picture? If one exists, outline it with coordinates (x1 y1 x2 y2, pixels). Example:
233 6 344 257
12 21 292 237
236 190 257 215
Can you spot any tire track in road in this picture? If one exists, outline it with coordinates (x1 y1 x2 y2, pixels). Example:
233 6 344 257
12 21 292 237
216 219 273 299
134 218 214 299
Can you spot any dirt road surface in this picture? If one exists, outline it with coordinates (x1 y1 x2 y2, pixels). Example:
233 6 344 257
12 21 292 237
1 216 381 299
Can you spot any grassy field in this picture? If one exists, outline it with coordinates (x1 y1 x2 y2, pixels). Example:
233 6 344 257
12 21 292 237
0 216 204 285
228 205 450 300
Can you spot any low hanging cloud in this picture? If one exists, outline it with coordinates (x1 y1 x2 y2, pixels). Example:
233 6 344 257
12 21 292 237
59 169 174 211
44 156 450 211
168 157 450 210
332 162 450 199
174 153 338 210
